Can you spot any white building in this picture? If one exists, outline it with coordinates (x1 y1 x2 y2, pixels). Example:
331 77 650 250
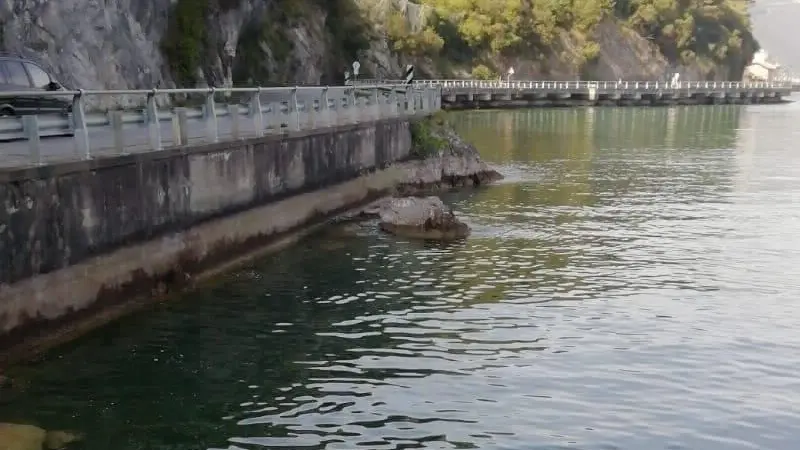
744 49 780 82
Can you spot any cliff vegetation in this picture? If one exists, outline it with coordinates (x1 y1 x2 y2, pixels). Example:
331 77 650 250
373 0 757 80
0 0 759 96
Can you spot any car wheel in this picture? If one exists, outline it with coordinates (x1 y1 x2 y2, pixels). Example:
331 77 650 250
0 107 15 117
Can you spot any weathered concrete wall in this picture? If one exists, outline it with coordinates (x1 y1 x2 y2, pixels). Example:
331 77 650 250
0 119 411 352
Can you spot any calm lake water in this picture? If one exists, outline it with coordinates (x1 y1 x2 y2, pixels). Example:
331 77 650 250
4 101 800 450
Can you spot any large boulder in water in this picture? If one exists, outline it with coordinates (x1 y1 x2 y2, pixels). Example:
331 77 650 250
378 196 469 240
0 423 82 450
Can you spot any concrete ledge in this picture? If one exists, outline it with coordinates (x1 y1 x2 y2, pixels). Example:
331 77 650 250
0 116 427 183
0 166 407 365
0 117 414 348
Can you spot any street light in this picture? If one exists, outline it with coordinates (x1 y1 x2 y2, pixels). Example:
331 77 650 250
507 67 515 85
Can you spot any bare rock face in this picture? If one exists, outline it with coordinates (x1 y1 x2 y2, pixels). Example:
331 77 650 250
378 196 469 240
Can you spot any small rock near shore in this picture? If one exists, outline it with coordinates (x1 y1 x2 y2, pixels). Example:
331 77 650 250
378 196 469 240
0 423 82 450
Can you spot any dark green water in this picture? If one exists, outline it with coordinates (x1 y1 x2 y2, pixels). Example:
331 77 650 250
4 102 800 450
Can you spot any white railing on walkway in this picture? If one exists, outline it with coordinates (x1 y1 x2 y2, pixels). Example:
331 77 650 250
0 84 441 166
415 79 791 90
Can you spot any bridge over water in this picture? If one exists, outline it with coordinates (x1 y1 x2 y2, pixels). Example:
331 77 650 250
417 79 792 109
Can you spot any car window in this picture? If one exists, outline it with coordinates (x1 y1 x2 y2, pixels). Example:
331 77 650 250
24 62 51 88
2 61 31 87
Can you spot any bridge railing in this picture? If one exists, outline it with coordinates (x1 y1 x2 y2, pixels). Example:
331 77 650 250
0 84 441 167
415 79 792 90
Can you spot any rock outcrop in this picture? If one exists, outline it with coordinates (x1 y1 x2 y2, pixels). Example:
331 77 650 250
395 115 503 195
0 423 81 450
378 196 469 240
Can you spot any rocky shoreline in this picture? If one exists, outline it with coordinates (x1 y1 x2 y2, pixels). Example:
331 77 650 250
395 114 504 195
343 114 503 239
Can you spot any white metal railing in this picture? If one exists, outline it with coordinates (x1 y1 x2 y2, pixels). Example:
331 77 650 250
0 84 441 166
415 79 792 90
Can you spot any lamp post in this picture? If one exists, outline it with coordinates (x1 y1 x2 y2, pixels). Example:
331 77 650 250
507 67 515 86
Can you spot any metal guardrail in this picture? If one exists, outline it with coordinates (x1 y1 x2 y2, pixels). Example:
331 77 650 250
414 79 792 90
0 85 441 166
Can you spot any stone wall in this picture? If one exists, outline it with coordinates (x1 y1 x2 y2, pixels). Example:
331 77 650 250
0 118 411 352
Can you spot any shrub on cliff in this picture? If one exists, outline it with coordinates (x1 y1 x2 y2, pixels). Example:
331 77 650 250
397 0 755 77
410 114 448 159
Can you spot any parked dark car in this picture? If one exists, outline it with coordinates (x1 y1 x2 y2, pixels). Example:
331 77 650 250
0 55 71 117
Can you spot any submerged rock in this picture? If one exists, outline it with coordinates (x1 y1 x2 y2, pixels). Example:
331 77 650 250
378 196 469 240
0 423 82 450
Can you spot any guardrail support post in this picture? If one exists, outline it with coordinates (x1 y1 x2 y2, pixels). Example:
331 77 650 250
111 111 125 154
71 90 90 159
321 87 330 127
146 89 162 151
291 87 301 131
389 88 398 117
250 88 264 137
228 104 240 139
205 88 218 142
372 87 380 120
172 108 188 146
349 88 358 124
22 115 41 165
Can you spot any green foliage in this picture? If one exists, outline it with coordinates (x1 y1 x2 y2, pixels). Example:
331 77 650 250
417 0 611 52
162 0 210 85
471 64 495 80
623 0 756 74
386 11 444 56
163 0 757 86
319 0 372 66
410 116 448 159
407 0 754 77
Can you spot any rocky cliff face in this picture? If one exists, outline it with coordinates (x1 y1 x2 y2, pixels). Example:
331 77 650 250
0 0 743 95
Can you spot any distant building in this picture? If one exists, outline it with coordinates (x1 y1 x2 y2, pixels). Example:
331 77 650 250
744 49 780 82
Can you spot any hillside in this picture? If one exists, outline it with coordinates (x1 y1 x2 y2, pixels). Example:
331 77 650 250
0 0 758 92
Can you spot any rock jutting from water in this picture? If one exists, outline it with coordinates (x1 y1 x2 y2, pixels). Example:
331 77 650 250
377 196 470 240
0 423 82 450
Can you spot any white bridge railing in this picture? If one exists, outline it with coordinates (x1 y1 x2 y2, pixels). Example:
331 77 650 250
415 79 791 90
0 84 441 166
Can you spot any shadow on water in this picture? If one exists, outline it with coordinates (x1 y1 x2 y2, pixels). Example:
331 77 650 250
5 104 800 450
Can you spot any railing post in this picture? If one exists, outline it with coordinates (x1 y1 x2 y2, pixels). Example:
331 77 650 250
22 115 41 165
349 87 357 123
205 88 218 142
372 87 380 120
71 90 90 159
321 87 330 127
146 89 162 151
250 88 264 137
389 88 398 117
110 111 125 154
228 104 240 139
291 87 301 130
172 108 188 146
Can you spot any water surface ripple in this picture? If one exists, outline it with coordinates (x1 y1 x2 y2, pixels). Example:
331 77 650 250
4 103 800 450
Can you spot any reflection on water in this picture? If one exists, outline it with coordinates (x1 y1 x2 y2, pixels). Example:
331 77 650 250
4 103 800 450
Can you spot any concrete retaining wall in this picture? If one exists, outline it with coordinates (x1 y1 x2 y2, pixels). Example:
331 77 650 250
0 118 412 352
